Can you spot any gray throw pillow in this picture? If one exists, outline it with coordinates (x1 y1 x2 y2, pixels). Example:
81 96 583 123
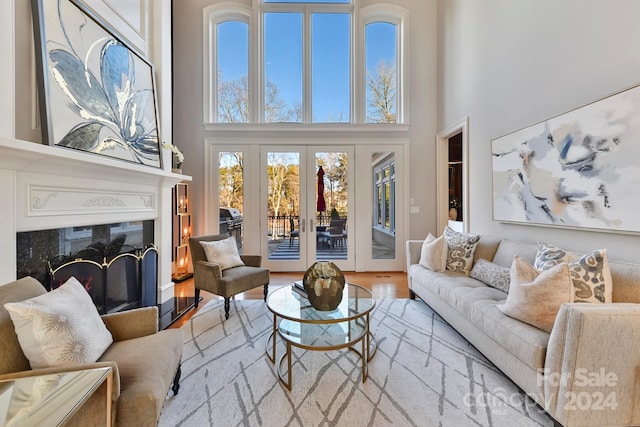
470 258 510 293
443 226 480 275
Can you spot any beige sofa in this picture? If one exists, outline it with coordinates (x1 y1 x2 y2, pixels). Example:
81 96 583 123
406 236 640 427
0 276 183 427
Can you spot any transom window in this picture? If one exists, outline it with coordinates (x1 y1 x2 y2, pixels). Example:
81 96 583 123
205 1 406 124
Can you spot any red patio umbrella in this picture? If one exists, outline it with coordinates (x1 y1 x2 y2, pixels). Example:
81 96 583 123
317 166 326 212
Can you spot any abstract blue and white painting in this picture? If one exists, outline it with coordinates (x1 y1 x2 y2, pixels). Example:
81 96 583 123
32 0 161 168
492 84 640 233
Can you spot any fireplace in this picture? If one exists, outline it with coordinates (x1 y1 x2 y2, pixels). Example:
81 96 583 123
17 221 157 314
0 136 189 327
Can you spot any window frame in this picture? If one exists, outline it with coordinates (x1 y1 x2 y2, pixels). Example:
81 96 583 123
373 153 395 235
203 1 408 126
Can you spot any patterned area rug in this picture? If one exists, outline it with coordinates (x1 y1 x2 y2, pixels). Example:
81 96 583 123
159 298 554 427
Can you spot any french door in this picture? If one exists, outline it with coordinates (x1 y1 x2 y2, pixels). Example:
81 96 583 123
261 146 354 271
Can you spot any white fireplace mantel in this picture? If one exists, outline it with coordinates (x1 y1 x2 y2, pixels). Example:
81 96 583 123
0 136 191 304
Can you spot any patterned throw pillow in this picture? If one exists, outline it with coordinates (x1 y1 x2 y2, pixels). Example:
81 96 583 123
498 256 574 333
533 242 574 270
443 226 480 275
419 233 447 272
4 277 113 369
470 258 510 293
534 242 612 303
200 236 245 270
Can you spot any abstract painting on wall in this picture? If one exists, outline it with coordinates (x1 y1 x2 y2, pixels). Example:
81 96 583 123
492 84 640 233
31 0 162 168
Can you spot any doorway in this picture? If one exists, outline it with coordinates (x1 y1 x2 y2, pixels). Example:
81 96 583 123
260 146 355 271
437 118 469 233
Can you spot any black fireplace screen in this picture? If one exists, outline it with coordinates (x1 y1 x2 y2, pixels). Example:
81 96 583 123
49 248 157 314
17 221 156 314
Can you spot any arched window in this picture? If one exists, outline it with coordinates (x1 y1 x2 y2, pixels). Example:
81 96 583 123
217 20 249 123
361 4 407 124
204 1 407 125
365 22 397 123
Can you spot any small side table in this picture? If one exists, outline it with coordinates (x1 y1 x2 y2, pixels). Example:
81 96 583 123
0 366 113 427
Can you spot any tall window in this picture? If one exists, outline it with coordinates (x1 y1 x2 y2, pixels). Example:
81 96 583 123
217 21 249 123
365 22 397 123
264 13 303 123
205 1 406 124
312 13 350 123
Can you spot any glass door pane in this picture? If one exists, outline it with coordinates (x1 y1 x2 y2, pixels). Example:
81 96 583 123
262 146 354 271
314 151 349 262
372 152 396 259
265 150 304 267
218 152 244 252
310 148 354 271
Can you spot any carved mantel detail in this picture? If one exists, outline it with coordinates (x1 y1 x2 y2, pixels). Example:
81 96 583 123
29 185 155 216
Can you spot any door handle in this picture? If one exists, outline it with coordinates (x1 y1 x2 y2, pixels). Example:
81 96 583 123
309 218 315 232
301 219 305 233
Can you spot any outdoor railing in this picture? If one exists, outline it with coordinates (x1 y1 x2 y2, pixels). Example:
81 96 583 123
267 214 345 240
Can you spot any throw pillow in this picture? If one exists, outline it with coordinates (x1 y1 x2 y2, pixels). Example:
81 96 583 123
443 226 480 275
200 236 245 270
419 233 447 272
470 258 511 293
498 256 573 333
534 242 612 303
533 242 575 270
4 277 113 369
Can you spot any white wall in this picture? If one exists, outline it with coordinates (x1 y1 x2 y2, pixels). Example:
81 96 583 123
438 0 640 262
172 0 438 250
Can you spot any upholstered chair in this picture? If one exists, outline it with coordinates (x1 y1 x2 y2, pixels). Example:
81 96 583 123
188 234 270 319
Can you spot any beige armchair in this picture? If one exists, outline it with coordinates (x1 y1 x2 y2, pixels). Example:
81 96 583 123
189 234 270 319
0 276 183 427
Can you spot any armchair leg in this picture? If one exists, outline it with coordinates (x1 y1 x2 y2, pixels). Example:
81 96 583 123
172 363 181 395
409 289 416 300
224 297 231 319
194 288 201 308
263 284 269 301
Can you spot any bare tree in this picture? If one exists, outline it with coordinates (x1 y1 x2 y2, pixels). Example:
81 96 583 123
218 74 300 123
218 75 249 122
367 60 396 123
219 152 244 211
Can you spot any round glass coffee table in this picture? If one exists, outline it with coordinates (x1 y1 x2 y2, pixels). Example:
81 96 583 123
266 283 377 390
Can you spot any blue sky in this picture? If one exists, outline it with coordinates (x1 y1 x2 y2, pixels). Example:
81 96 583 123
217 13 396 122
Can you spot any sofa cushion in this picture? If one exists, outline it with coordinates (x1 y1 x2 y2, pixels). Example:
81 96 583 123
491 239 538 267
498 257 573 333
453 287 550 370
443 226 480 275
200 237 245 270
534 242 612 303
98 328 183 426
470 259 510 293
411 268 550 370
4 277 113 369
473 235 503 264
419 234 447 272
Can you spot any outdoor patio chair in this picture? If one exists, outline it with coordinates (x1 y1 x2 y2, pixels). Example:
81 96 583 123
289 217 300 247
189 234 270 319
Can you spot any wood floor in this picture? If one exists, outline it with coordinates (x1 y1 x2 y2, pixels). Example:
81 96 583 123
169 271 409 329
